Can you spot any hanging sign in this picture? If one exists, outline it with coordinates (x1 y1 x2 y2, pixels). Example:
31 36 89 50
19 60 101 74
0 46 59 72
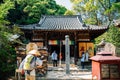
48 40 59 45
48 40 74 45
62 40 74 45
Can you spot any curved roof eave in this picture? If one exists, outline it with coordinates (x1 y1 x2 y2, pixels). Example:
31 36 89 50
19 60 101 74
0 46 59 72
19 15 109 34
20 25 108 33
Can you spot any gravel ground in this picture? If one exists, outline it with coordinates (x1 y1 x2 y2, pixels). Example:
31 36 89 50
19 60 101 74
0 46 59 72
36 64 96 80
9 64 96 80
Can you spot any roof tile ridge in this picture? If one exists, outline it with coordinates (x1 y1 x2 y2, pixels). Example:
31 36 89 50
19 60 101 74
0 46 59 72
77 17 82 24
76 15 83 24
38 15 46 27
43 15 80 18
76 15 88 28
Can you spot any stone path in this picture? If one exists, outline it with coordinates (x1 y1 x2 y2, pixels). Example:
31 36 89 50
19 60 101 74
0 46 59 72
37 64 96 80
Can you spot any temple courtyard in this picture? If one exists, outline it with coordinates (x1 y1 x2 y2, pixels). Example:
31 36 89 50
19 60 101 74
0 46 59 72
37 63 96 80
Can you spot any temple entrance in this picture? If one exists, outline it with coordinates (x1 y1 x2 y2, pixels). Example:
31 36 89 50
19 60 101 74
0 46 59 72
48 45 74 61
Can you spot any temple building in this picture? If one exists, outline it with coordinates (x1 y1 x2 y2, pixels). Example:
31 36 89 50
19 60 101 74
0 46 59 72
20 15 108 63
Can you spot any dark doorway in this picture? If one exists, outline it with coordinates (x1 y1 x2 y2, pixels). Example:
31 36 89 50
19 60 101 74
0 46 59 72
48 45 74 61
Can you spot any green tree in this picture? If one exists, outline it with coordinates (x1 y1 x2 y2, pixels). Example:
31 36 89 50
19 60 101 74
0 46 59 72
0 21 23 80
0 0 14 24
7 0 67 24
95 25 120 47
106 26 120 47
64 10 75 15
71 0 120 52
70 0 120 25
0 0 23 79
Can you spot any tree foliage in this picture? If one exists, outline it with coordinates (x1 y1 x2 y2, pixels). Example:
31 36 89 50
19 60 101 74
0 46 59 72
106 26 120 47
0 23 23 79
70 0 120 50
7 0 67 24
64 10 75 15
70 0 120 25
95 25 120 47
0 0 14 24
0 25 23 79
0 0 23 79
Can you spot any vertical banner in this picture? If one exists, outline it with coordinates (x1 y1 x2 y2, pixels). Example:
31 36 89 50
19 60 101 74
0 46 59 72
87 43 94 57
79 42 94 57
78 42 87 57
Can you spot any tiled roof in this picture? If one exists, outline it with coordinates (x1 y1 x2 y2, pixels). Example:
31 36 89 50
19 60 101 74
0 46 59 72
36 15 87 30
90 51 120 61
96 51 112 55
19 24 36 29
20 15 108 31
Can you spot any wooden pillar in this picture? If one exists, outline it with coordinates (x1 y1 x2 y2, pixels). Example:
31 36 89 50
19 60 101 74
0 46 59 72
29 30 33 41
74 32 77 65
59 32 62 67
32 26 36 41
45 32 48 47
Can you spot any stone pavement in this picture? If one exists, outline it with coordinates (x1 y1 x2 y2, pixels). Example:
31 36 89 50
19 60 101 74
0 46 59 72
37 64 96 80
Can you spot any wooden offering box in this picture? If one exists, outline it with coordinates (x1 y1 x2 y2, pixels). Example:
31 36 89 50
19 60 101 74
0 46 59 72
90 51 120 80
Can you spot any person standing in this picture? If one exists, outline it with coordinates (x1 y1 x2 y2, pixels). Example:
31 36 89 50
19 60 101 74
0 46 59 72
19 43 43 80
51 50 58 67
85 50 89 62
81 52 86 69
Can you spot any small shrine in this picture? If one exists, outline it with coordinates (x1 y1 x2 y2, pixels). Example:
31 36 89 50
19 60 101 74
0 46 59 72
90 51 120 80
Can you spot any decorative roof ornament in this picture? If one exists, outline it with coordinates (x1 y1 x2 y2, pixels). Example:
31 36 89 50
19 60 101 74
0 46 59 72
97 38 106 47
38 15 46 25
8 34 20 41
82 22 87 27
113 19 120 27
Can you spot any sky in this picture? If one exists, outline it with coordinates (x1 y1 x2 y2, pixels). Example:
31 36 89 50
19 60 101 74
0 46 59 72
55 0 73 10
